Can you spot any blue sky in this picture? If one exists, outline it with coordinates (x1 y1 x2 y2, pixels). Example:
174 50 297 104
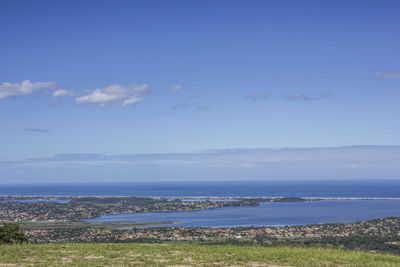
1 0 400 182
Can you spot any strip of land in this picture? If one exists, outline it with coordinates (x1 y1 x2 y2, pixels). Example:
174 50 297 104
18 221 178 230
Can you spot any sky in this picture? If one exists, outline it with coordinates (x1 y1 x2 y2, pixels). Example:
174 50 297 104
1 0 400 183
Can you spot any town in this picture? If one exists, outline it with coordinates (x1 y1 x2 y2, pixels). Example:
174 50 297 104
22 217 400 253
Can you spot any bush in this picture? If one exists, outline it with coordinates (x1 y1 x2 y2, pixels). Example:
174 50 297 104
0 222 28 244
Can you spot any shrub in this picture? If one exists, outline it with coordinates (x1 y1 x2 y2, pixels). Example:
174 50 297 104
0 222 28 244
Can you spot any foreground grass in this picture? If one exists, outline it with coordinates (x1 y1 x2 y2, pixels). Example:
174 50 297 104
1 243 400 266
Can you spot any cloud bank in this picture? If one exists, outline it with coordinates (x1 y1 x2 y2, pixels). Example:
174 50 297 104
0 80 56 99
2 146 400 182
0 80 149 107
20 145 400 167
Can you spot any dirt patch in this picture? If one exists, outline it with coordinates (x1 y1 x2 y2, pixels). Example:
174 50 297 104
84 255 105 260
170 250 195 256
127 253 142 257
130 261 145 264
24 256 38 261
155 258 170 263
61 257 73 263
230 265 291 267
126 252 152 257
248 263 268 267
244 264 291 267
183 257 195 263
48 250 78 253
170 250 184 255
226 264 271 267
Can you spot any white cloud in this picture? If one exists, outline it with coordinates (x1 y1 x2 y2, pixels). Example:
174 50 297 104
75 84 148 106
53 89 74 97
170 84 183 91
371 71 400 79
0 80 56 100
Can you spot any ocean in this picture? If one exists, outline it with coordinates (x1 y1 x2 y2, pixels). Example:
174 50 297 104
1 180 400 198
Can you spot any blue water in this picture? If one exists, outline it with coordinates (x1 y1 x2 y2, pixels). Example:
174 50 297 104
1 180 400 198
0 199 71 203
180 198 238 202
83 200 400 228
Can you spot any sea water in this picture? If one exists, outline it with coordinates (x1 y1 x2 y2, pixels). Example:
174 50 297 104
1 180 400 198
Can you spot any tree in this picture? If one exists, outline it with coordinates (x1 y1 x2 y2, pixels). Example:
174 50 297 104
0 222 28 244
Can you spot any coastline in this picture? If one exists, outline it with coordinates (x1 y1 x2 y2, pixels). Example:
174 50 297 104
2 195 400 200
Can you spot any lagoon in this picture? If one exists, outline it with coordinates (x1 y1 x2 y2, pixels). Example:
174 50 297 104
83 200 400 228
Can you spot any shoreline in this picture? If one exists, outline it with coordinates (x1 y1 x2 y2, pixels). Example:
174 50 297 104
2 195 400 200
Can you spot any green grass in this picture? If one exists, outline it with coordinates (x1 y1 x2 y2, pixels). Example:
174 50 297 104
1 243 399 266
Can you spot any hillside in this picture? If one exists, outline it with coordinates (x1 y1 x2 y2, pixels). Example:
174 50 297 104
1 243 400 266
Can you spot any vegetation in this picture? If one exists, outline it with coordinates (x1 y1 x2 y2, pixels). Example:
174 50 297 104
19 220 176 231
0 222 28 244
20 217 400 254
0 196 260 222
1 243 400 266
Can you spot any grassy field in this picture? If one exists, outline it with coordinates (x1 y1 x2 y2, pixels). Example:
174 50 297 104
1 243 400 266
